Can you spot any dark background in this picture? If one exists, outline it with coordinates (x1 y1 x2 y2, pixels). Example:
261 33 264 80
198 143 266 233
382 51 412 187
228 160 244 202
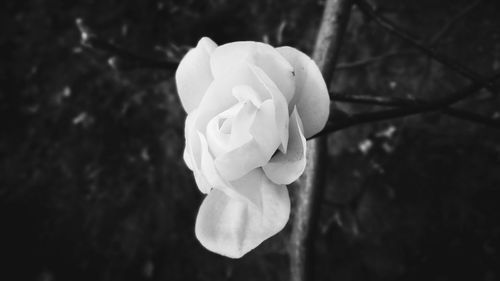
1 0 500 280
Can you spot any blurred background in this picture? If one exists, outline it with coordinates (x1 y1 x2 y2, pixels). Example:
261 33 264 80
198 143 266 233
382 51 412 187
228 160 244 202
1 0 500 280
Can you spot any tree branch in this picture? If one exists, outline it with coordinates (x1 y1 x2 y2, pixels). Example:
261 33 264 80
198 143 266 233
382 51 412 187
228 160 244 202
354 0 498 95
75 18 178 71
312 71 500 138
335 0 482 71
428 0 482 45
290 1 353 281
331 93 500 129
335 49 415 70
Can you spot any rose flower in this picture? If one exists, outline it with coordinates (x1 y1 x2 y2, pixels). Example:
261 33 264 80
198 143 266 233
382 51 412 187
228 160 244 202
176 37 329 258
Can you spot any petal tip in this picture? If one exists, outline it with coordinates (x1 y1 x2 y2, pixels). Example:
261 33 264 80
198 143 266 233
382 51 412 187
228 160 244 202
197 37 217 53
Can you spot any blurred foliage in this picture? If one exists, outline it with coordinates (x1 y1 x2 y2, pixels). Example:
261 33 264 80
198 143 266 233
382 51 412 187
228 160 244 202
0 0 499 280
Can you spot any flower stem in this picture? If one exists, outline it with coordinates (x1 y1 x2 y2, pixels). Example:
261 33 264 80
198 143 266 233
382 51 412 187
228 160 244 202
289 1 353 281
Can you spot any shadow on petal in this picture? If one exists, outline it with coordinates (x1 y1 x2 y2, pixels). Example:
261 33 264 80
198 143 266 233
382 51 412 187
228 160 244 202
263 108 307 185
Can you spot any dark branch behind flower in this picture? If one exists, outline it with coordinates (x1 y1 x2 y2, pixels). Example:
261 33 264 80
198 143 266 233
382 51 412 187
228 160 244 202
313 71 500 138
75 18 178 71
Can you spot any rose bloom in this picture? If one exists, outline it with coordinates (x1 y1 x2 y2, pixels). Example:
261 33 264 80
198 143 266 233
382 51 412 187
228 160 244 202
176 37 329 258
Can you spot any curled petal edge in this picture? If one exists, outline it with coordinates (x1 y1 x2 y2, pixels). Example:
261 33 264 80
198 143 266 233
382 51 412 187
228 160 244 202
175 37 217 113
276 46 330 138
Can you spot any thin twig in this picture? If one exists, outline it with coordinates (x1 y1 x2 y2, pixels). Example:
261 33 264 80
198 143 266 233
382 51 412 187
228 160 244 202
290 1 353 281
331 93 412 106
335 49 416 69
313 71 500 138
428 0 482 45
331 93 500 129
354 0 498 95
75 18 178 71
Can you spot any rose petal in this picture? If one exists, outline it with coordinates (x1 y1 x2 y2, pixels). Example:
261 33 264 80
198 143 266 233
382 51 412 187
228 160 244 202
193 62 256 134
205 102 248 158
232 85 263 107
213 97 284 181
198 130 273 210
183 109 214 194
210 41 296 104
186 131 212 194
183 144 193 171
212 101 263 181
175 37 217 113
215 137 267 181
193 172 212 195
183 109 199 170
194 62 287 139
276 46 330 138
197 37 218 53
248 64 289 152
205 118 229 158
228 101 257 148
198 132 227 192
250 100 282 159
186 145 213 194
191 129 267 206
263 108 307 185
195 169 290 258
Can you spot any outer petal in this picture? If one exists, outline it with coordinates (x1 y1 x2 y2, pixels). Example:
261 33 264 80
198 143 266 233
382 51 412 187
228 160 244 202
195 169 290 258
185 132 212 194
276 46 330 138
263 108 307 185
198 132 227 192
183 109 199 170
175 37 217 113
183 110 213 194
210 41 296 104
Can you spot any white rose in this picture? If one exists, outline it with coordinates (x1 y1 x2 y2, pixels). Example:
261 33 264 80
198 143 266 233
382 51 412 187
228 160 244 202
176 37 329 258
